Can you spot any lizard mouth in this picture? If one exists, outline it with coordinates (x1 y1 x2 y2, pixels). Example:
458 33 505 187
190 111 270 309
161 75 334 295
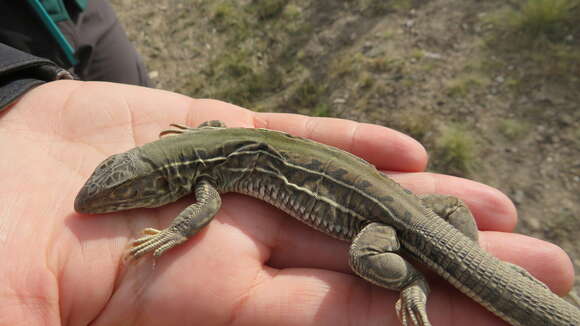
73 184 119 214
74 183 93 214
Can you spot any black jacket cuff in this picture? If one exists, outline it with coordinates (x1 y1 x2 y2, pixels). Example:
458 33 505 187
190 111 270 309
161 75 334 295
0 43 74 111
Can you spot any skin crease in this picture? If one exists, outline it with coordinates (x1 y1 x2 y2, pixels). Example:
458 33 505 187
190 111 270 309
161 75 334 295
0 80 574 326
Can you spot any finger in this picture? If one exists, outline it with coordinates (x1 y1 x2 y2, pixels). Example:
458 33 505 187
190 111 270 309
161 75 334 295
239 234 575 326
255 112 428 172
130 95 428 172
480 231 575 295
224 193 575 298
389 172 517 232
184 98 256 128
183 105 428 172
228 267 398 326
266 217 575 293
25 82 427 173
23 83 255 148
45 83 428 172
233 264 549 326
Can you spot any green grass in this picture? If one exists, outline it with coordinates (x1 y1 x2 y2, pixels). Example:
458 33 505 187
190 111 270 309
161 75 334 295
411 49 425 60
357 71 375 89
445 73 489 97
508 0 578 39
211 2 248 32
201 51 284 106
433 124 478 176
498 119 531 140
396 113 434 143
294 79 327 109
356 0 412 13
182 0 313 108
484 0 580 87
391 0 413 11
312 103 331 117
249 0 287 20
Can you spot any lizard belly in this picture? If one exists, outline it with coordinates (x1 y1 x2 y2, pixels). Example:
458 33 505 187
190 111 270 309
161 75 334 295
223 168 370 241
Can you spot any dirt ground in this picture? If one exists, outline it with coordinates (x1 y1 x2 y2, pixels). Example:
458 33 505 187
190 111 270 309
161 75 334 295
111 0 579 302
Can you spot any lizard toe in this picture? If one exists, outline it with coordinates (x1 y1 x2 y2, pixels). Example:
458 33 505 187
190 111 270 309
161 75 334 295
129 228 187 258
395 281 431 326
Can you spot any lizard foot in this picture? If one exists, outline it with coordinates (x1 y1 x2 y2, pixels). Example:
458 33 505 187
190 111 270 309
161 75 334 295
129 227 187 259
395 281 431 326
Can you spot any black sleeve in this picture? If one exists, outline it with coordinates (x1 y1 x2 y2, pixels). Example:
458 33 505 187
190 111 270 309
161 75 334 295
0 43 74 112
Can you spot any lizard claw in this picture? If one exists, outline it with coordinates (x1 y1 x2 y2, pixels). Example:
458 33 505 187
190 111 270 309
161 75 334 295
129 227 187 259
395 281 431 326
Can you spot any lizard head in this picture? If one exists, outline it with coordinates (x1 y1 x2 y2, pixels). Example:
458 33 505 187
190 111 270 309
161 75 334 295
74 148 177 214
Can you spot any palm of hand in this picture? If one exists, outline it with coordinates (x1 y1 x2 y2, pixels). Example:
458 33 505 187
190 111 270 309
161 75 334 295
0 81 573 326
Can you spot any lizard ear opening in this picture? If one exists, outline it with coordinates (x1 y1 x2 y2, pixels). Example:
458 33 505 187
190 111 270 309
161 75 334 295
154 176 170 190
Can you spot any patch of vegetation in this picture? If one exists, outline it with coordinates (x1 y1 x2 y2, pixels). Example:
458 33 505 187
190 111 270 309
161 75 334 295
183 0 314 108
391 0 413 11
484 0 580 86
504 77 521 89
369 56 401 73
356 0 412 13
411 49 425 60
396 112 434 143
282 3 302 19
496 0 578 40
418 62 436 73
357 71 375 90
331 52 402 79
211 2 249 33
445 73 489 97
331 53 366 77
202 51 284 106
278 4 304 34
212 72 282 106
358 0 392 13
312 103 331 117
249 0 288 20
498 118 531 140
293 79 327 108
432 124 478 176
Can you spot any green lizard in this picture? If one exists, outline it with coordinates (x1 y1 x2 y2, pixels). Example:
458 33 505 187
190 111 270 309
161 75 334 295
74 120 580 326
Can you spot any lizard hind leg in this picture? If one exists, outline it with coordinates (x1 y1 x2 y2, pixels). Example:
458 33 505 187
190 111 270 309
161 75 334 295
349 222 432 326
419 194 479 243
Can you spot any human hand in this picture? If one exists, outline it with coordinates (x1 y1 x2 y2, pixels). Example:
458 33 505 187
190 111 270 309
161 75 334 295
0 80 574 325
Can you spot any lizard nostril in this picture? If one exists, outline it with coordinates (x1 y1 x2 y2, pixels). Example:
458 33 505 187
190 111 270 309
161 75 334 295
74 189 88 213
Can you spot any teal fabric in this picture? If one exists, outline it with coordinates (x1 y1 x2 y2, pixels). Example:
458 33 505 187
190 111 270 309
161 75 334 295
76 0 88 9
40 0 88 22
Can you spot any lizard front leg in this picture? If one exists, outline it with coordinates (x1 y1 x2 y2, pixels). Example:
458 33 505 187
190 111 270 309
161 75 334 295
349 222 431 326
129 179 221 258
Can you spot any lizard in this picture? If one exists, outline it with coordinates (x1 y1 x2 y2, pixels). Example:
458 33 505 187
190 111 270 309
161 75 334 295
74 120 580 326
